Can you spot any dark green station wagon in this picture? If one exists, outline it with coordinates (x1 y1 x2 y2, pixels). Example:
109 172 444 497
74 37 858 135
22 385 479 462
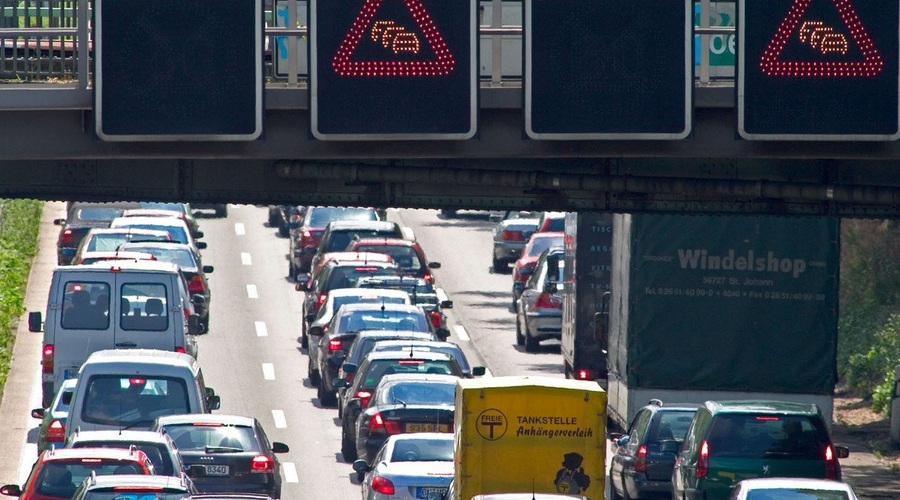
671 400 850 500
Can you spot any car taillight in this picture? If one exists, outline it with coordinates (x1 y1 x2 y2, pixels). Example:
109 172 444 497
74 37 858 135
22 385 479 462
500 230 524 241
825 444 838 480
59 228 74 245
42 344 54 374
697 440 709 478
328 339 342 352
302 230 312 241
372 476 395 495
188 275 205 294
175 346 186 354
634 444 648 472
576 369 590 380
46 419 66 443
428 310 442 329
532 292 561 311
423 271 434 284
368 412 403 435
317 293 328 308
251 455 275 473
356 390 372 408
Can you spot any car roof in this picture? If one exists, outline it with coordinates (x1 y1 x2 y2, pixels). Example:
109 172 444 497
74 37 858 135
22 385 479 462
705 400 822 416
337 302 423 314
386 432 454 444
67 259 181 274
355 330 435 340
351 238 416 247
529 231 565 239
373 340 461 351
38 446 148 461
77 250 156 260
82 349 199 369
326 259 397 270
378 373 460 385
67 429 171 444
119 241 197 251
111 216 189 228
321 251 393 264
326 220 397 231
357 276 429 286
363 350 454 362
85 227 172 236
80 473 192 490
734 477 855 491
154 414 256 427
327 288 410 299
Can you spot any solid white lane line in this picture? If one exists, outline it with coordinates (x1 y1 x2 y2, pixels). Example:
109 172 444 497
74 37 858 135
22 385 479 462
272 410 287 429
246 284 258 299
255 321 268 337
262 363 275 380
234 223 246 235
453 325 470 342
282 462 299 483
436 288 449 303
241 252 252 265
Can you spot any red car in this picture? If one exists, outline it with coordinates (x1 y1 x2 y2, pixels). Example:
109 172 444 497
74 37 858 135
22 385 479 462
0 447 153 500
288 207 379 277
511 232 564 307
346 238 441 284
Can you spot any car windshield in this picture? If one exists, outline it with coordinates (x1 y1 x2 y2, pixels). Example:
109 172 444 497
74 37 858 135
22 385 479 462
337 311 428 333
353 245 422 271
745 489 851 500
82 376 189 428
706 414 831 459
160 423 259 453
308 207 377 227
390 438 454 462
72 442 175 476
527 236 564 257
35 460 149 497
381 381 456 406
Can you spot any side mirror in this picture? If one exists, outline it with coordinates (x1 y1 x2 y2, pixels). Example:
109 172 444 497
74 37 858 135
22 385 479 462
440 300 453 309
196 241 208 250
342 363 357 374
471 366 486 377
436 329 450 342
194 231 204 239
188 314 203 335
834 445 850 459
272 442 290 453
428 262 441 269
53 218 66 226
659 440 680 454
352 459 371 473
616 435 631 447
28 311 42 332
309 325 324 337
332 378 349 389
31 408 45 419
202 265 214 274
0 485 23 496
191 295 206 306
546 254 560 280
207 394 221 411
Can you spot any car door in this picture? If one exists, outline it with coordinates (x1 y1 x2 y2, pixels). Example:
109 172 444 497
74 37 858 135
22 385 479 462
114 274 179 352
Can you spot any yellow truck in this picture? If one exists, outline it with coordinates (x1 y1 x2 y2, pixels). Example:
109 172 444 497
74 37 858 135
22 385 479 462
454 376 606 500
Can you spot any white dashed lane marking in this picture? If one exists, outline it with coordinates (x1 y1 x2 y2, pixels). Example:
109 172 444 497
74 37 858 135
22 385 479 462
453 325 470 342
262 363 275 380
282 462 299 483
272 410 287 428
234 223 246 235
255 321 268 337
241 252 252 265
246 284 258 299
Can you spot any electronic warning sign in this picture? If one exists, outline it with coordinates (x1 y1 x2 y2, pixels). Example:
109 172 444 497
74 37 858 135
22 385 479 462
739 0 900 140
525 0 693 140
311 0 476 140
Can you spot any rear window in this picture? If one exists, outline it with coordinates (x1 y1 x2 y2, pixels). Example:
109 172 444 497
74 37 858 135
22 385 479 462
122 224 188 245
160 423 260 453
648 410 696 443
120 283 169 331
354 245 422 271
526 235 564 257
545 217 565 232
325 229 399 253
390 438 453 462
72 442 176 476
88 233 170 252
706 414 831 459
62 282 111 330
308 207 377 227
362 359 460 388
34 459 149 497
379 381 456 406
76 207 126 222
332 295 407 313
84 490 190 500
338 310 428 333
82 376 189 428
746 489 851 500
326 266 396 290
125 247 196 270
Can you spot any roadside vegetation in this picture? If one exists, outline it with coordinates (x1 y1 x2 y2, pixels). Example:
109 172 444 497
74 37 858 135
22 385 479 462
0 199 44 397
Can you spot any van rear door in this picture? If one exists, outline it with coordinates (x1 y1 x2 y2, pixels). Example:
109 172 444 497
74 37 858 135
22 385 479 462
53 277 116 383
114 274 179 352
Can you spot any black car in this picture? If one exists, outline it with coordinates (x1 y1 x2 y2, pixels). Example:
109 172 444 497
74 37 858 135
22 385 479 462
609 399 698 500
54 201 142 265
151 414 289 499
310 303 432 407
309 219 407 273
333 350 463 462
355 275 453 340
354 374 457 465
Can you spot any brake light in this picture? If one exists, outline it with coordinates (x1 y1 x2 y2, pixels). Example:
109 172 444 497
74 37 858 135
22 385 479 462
398 360 424 365
328 339 342 352
354 267 379 272
192 422 223 427
60 228 74 245
356 390 372 408
576 369 590 380
317 293 328 308
825 444 838 479
175 346 185 354
532 293 561 311
46 419 66 443
372 476 395 495
302 230 312 240
422 271 434 284
42 344 54 374
188 275 205 294
428 310 442 329
634 444 648 472
129 378 145 385
500 230 524 241
368 412 403 435
251 455 275 473
114 487 163 492
697 440 709 478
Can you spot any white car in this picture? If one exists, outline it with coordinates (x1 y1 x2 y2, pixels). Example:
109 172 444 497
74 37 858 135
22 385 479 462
727 477 859 500
353 433 454 500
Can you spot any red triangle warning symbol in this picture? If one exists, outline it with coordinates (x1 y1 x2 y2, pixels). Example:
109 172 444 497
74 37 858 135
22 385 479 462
331 0 456 77
759 0 883 77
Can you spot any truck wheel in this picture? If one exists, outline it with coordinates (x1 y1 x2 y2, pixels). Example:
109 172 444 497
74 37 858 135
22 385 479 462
308 356 320 386
515 315 525 346
341 430 358 462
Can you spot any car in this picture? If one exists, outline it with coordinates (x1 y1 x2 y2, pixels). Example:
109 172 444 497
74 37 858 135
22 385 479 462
304 287 411 360
0 447 154 499
110 216 206 253
66 429 186 477
288 206 379 276
193 203 228 218
71 227 173 263
490 211 542 273
69 473 197 499
305 251 396 293
71 250 157 265
311 303 433 407
352 433 454 498
309 220 409 273
370 340 485 378
151 414 289 498
33 378 78 454
335 350 464 462
119 241 215 333
608 399 699 500
136 202 201 238
346 238 441 283
511 232 564 307
726 477 859 500
354 374 457 466
297 258 399 349
515 248 564 352
121 207 203 239
672 400 851 500
355 276 453 340
53 201 143 265
336 330 438 417
268 205 304 238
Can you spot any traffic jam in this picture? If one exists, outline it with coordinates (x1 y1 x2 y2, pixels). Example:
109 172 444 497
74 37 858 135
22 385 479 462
0 203 869 500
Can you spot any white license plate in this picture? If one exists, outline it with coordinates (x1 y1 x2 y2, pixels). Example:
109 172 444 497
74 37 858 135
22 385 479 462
417 487 447 499
204 464 229 476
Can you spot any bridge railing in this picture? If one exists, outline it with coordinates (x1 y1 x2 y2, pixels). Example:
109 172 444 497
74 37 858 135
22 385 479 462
0 0 736 90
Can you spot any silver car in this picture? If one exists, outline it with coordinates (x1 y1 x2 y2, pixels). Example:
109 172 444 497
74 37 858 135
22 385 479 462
353 433 454 500
515 247 564 352
491 211 541 272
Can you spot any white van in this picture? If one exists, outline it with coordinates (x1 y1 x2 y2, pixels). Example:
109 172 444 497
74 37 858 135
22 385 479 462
30 260 204 407
65 349 220 438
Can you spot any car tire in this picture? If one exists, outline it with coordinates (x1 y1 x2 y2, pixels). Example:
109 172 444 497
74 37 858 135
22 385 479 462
341 430 358 462
288 259 297 281
308 356 320 386
491 256 504 273
337 398 344 418
515 311 525 346
319 380 338 407
524 318 539 352
610 482 625 500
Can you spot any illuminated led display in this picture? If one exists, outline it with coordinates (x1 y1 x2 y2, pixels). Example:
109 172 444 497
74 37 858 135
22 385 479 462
759 0 882 77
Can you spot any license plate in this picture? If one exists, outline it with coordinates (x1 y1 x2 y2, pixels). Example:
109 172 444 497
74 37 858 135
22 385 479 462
417 487 447 499
405 423 449 433
204 465 229 476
